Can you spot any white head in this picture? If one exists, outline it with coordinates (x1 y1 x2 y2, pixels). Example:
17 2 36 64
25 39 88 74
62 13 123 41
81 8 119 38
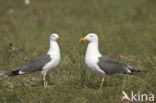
80 33 98 43
50 33 62 41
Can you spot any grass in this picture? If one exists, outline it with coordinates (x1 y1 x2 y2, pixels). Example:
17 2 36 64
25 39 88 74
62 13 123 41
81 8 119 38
0 0 156 103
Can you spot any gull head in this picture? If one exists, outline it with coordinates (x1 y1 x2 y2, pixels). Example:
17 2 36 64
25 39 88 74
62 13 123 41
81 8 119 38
80 33 98 43
50 33 62 41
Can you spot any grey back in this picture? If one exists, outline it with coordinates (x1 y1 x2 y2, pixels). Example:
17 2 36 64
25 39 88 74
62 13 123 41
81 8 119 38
97 56 129 75
20 54 51 73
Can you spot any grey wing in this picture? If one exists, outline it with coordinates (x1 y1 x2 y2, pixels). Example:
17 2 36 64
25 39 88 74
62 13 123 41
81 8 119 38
97 56 132 75
19 54 51 74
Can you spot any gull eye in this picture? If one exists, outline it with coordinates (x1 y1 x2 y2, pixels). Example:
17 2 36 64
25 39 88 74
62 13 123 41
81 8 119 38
90 35 93 37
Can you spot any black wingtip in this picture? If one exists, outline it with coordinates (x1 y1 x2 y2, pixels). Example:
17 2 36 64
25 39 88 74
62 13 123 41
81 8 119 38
131 69 146 74
8 70 20 76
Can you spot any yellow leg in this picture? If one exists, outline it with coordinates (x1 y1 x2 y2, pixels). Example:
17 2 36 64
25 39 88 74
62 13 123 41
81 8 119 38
100 78 104 89
45 80 48 87
43 76 47 88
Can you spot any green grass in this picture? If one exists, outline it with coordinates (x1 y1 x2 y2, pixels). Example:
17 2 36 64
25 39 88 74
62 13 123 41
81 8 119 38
0 0 156 103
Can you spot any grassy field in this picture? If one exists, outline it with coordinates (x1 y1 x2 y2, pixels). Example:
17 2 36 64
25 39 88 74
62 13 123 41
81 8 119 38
0 0 156 103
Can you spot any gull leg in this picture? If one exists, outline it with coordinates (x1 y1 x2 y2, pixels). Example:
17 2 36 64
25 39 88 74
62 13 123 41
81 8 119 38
44 75 52 88
43 76 46 88
100 78 104 89
45 74 49 87
45 79 48 87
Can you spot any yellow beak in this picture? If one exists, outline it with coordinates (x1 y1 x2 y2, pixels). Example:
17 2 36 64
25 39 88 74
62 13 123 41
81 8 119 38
80 37 87 42
57 37 62 40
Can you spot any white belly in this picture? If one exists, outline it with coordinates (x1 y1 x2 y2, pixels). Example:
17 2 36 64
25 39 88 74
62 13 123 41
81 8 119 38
85 57 105 76
41 56 60 76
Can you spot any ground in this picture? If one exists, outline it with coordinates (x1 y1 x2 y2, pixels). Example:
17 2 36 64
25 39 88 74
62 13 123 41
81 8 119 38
0 0 155 103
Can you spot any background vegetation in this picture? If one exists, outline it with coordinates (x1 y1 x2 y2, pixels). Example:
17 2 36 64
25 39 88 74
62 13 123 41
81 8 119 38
0 0 155 103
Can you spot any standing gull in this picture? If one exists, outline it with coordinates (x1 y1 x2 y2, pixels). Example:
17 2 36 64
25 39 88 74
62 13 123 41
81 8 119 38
8 33 61 88
80 33 142 89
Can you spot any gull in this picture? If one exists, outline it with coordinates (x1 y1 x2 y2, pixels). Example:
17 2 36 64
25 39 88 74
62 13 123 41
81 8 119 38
8 33 61 88
80 33 142 89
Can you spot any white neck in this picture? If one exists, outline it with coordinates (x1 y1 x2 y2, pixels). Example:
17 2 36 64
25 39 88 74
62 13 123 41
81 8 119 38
47 41 60 56
86 41 101 58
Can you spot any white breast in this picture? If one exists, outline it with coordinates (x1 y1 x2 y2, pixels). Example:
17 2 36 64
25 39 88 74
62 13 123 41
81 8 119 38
41 54 60 76
84 36 106 77
85 56 105 76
